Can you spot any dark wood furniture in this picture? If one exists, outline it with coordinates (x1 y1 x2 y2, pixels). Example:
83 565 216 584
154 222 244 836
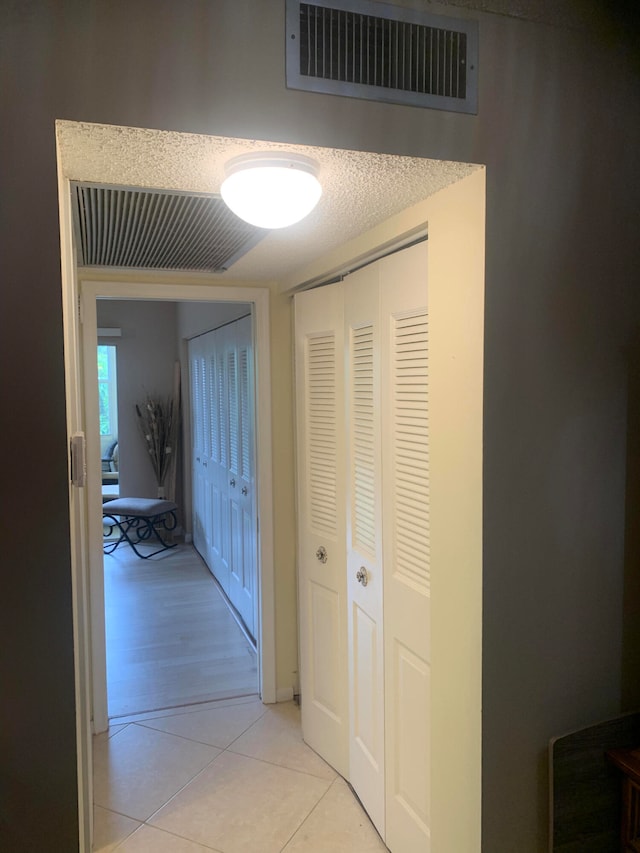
608 747 640 852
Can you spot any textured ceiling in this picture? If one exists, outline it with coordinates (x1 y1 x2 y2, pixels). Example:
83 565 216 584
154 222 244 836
56 121 479 282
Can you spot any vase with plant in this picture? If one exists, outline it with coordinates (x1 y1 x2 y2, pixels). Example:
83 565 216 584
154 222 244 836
135 394 178 499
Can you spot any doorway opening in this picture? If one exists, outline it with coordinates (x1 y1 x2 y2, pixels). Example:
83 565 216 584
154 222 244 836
79 279 276 739
58 119 484 853
94 298 260 721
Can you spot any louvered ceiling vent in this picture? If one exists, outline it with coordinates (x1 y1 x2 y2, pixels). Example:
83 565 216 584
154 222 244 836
72 183 268 273
286 0 478 114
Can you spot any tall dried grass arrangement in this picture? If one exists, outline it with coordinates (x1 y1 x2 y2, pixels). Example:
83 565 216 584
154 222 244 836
135 395 178 488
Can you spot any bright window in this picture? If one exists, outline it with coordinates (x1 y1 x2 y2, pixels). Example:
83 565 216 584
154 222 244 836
97 345 118 436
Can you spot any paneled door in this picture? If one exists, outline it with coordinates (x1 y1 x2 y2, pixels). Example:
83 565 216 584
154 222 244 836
206 326 231 595
189 315 257 641
294 241 430 851
294 281 349 778
345 263 386 837
226 316 256 637
189 334 209 559
380 243 430 852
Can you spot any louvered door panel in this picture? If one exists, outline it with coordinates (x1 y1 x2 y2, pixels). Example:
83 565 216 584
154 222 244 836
351 324 376 558
208 350 220 464
306 332 338 537
228 349 239 477
345 264 385 837
393 312 430 594
240 346 251 481
381 241 431 852
295 281 348 778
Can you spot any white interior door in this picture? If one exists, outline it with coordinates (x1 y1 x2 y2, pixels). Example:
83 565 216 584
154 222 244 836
227 316 256 637
189 335 208 558
381 242 431 852
345 263 386 837
205 329 229 593
190 317 257 638
294 281 348 778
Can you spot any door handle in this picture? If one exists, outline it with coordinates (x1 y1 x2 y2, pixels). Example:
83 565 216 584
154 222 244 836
230 478 236 487
356 567 369 586
316 546 328 564
203 460 207 467
242 486 248 495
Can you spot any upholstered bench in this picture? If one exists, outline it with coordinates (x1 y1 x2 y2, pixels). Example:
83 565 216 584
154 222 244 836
102 497 178 559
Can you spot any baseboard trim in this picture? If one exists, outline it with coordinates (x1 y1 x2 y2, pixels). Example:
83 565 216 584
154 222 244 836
276 687 294 703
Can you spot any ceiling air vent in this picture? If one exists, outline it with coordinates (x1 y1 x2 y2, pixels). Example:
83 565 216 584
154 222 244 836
286 0 478 114
72 183 268 273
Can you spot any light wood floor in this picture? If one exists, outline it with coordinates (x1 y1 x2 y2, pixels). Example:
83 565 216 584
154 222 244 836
104 543 257 719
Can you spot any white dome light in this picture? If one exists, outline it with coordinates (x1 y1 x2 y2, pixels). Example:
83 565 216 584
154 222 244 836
220 152 322 229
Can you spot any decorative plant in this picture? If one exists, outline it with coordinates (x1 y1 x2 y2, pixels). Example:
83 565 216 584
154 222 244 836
135 395 178 491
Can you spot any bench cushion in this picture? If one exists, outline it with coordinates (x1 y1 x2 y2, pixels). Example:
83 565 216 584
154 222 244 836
102 497 177 517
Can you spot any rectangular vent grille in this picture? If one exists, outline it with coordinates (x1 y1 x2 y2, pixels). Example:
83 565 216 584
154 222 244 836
350 324 376 558
392 311 430 594
287 0 478 114
72 183 268 272
306 332 338 537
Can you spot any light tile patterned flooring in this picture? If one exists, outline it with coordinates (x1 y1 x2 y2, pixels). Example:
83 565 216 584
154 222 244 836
93 697 388 852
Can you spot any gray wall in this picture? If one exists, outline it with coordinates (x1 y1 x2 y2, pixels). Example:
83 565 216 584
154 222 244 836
97 300 179 500
1 2 639 851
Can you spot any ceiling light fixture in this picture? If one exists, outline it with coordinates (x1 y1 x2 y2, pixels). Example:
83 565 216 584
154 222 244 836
220 152 322 229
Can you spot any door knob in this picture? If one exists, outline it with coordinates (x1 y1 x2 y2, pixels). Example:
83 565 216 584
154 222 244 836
316 546 328 564
242 486 248 495
356 567 369 586
230 478 236 487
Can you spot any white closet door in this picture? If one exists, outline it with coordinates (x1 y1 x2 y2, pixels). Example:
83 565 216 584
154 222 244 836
381 242 431 852
189 335 208 558
345 264 386 837
206 330 228 591
227 316 256 637
294 281 348 778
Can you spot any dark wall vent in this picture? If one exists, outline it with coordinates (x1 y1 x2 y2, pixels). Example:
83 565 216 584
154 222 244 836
72 183 268 273
286 0 478 114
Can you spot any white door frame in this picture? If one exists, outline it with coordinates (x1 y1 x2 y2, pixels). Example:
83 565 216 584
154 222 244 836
81 279 276 734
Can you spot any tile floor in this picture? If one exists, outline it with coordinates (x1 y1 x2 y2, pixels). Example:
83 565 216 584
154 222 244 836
93 697 388 852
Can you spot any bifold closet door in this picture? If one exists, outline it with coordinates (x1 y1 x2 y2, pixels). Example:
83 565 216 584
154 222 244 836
345 264 386 837
226 315 256 638
189 334 209 560
190 317 257 639
294 241 430 851
380 242 431 852
294 281 349 778
206 324 231 595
